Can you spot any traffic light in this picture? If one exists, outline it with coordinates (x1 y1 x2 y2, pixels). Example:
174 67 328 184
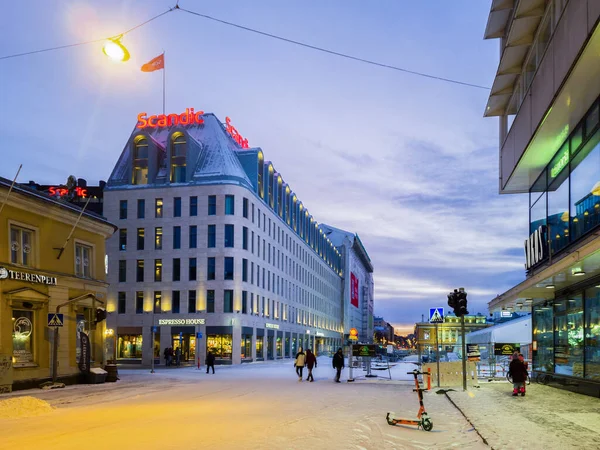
95 308 107 323
456 290 469 317
447 290 457 311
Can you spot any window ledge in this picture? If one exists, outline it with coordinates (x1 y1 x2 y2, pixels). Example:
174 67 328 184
13 363 39 369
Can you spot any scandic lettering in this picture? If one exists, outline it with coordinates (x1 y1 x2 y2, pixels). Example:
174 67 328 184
136 108 205 129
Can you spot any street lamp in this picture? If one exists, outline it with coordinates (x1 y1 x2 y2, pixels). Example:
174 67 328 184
102 35 130 62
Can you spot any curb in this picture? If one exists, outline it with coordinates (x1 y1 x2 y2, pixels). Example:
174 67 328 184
443 391 492 449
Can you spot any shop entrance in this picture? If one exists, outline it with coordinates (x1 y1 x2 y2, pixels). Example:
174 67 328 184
171 333 195 363
267 336 274 360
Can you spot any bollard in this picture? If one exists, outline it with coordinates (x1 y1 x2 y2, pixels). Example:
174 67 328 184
427 367 431 390
197 357 200 370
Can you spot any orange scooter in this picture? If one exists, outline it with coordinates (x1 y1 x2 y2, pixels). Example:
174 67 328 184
386 370 433 431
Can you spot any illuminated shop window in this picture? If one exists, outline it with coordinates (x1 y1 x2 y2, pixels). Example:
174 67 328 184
132 137 149 185
12 309 34 367
10 225 34 267
117 334 143 359
170 133 187 183
207 334 232 360
241 335 252 359
256 335 264 358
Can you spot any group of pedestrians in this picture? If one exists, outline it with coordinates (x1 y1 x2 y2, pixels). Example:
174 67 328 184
294 347 345 383
163 347 182 367
508 351 529 396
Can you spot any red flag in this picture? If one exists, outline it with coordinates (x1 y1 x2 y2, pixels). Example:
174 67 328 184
141 53 164 72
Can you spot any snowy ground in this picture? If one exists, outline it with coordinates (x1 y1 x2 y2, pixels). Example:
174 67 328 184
446 382 600 450
0 358 486 450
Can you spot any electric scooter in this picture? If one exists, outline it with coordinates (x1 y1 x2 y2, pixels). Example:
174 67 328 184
386 370 433 431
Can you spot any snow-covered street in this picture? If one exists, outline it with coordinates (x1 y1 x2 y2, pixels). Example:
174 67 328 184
0 360 486 450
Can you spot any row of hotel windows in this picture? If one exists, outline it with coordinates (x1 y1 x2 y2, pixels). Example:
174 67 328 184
118 194 342 274
116 257 339 317
118 224 339 297
116 290 339 330
10 224 92 277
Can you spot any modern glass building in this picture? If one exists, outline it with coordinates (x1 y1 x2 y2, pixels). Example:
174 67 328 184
104 111 372 366
483 1 600 395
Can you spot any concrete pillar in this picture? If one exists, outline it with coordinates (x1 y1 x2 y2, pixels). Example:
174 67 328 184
159 326 171 365
232 322 242 365
142 325 153 367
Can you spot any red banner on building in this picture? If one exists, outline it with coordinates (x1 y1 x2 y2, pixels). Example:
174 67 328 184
351 273 359 308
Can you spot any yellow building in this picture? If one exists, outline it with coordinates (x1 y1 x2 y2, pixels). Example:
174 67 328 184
0 177 115 391
414 314 490 360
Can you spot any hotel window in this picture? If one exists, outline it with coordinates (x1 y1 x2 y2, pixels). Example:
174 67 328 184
155 227 163 250
118 292 126 314
119 200 128 219
75 243 92 278
189 196 198 216
188 290 197 313
154 259 162 282
118 260 126 282
207 290 215 313
119 229 128 251
224 290 234 313
173 258 180 282
136 259 144 282
243 197 249 218
242 291 248 314
224 225 234 248
9 225 34 267
224 257 234 280
208 195 216 215
186 226 197 250
174 197 182 217
207 225 216 248
242 258 248 282
207 257 216 280
155 198 163 218
242 226 248 250
137 199 145 219
170 133 187 183
137 228 145 250
251 231 255 254
132 137 149 185
252 203 255 223
251 261 254 284
225 195 235 215
189 258 197 281
258 151 264 198
172 291 180 314
135 292 143 314
268 166 274 208
173 226 181 249
153 291 162 314
12 309 34 367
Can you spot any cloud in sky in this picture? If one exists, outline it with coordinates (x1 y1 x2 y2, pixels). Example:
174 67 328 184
0 0 528 330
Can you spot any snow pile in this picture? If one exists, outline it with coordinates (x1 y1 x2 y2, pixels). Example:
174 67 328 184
0 396 54 419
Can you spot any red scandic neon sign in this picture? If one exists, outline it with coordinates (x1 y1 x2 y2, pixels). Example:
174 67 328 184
225 117 249 148
136 108 205 129
48 186 88 198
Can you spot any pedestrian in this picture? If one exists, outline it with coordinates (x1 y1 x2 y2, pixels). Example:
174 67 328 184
295 347 306 381
206 350 215 374
175 347 182 367
332 348 344 383
518 353 529 394
305 349 317 382
508 351 528 396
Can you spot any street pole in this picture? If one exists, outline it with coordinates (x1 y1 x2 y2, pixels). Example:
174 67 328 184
435 322 440 387
150 309 155 374
461 314 467 391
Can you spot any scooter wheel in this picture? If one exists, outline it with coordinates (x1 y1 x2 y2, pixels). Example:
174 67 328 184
422 418 433 431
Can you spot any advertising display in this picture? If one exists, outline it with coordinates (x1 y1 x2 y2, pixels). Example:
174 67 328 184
351 272 359 308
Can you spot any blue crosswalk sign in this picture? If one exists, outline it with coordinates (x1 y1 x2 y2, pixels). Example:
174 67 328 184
429 308 444 323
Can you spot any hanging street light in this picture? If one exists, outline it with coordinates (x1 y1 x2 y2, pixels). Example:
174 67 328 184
102 35 130 62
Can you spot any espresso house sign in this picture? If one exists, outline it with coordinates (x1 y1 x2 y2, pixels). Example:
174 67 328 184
524 226 546 270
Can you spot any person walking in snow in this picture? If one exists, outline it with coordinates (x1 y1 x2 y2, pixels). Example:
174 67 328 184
305 349 317 382
295 347 306 381
508 351 528 396
332 348 345 383
206 351 215 374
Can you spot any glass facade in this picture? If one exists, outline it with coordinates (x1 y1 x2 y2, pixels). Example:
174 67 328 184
256 335 264 359
241 335 252 359
117 334 143 359
12 309 34 367
207 334 232 360
528 98 600 263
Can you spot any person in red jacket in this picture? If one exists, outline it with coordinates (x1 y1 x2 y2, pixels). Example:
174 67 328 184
508 351 528 396
305 349 317 382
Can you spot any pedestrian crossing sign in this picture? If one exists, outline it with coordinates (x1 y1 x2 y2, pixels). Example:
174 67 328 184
429 308 444 324
48 313 64 327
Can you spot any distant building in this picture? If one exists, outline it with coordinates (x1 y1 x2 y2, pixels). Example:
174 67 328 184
373 316 394 343
321 225 374 344
21 177 106 216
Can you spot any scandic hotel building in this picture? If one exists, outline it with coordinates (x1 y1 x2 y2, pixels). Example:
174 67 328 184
104 111 374 366
484 0 600 395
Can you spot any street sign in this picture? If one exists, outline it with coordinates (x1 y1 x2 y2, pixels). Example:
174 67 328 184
196 332 203 339
47 313 64 327
352 344 376 357
467 343 480 361
429 307 444 323
349 328 358 341
152 326 158 333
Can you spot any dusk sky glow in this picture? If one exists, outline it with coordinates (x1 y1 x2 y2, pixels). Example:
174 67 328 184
0 0 529 334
